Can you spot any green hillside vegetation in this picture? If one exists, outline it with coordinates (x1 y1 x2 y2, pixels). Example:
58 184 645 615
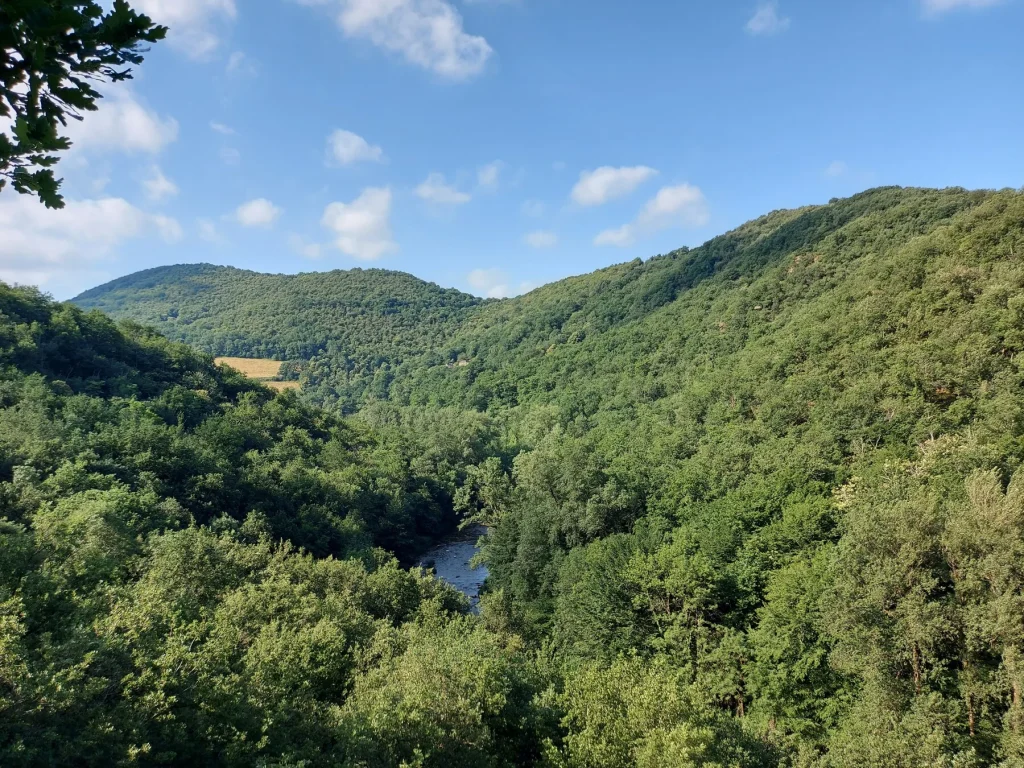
34 184 1024 765
74 264 484 412
0 284 547 765
413 186 1024 763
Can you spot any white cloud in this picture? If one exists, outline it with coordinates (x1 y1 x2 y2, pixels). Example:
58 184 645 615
220 147 241 165
327 129 384 165
0 195 181 287
524 230 558 249
235 198 282 228
142 166 179 202
415 173 471 205
478 161 503 188
321 187 397 260
467 268 533 299
67 90 178 155
134 0 237 59
288 234 324 259
825 160 848 178
922 0 1004 13
571 165 658 207
293 0 492 79
746 2 790 35
210 121 236 135
595 184 709 247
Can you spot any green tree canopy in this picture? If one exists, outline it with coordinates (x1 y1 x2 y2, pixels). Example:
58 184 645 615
0 0 166 208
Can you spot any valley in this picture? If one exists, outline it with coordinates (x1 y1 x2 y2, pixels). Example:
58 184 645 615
4 185 1024 766
5 1 1023 764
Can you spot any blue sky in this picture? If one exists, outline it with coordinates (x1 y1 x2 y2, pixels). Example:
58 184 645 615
2 0 1023 300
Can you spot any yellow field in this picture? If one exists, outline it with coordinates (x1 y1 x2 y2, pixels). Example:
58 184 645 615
215 357 283 380
215 358 302 392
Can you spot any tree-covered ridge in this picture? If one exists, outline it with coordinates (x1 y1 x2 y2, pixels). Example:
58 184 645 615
73 264 485 410
395 186 996 409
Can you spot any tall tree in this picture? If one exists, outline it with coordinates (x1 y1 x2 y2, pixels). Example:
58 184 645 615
0 0 165 208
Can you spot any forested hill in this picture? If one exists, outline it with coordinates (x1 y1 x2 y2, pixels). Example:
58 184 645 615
74 187 1012 416
45 184 1024 765
73 262 484 372
407 183 1024 766
393 185 1007 411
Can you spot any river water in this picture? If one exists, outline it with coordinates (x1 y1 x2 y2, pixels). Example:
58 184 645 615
418 524 489 611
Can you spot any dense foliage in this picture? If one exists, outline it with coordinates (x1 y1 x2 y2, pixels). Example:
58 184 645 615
0 0 166 208
0 285 542 765
428 186 1024 765
45 185 1024 765
74 264 485 412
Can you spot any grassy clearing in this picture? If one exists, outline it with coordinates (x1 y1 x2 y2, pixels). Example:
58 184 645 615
215 357 301 392
215 357 283 380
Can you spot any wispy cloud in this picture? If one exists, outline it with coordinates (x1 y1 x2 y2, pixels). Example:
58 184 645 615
467 268 533 299
921 0 1005 14
134 0 237 59
198 218 226 244
571 166 658 207
415 173 471 205
524 231 558 249
824 161 848 178
0 195 181 288
288 234 324 259
291 0 492 79
595 184 709 247
521 200 545 218
235 198 282 228
478 161 504 189
746 2 790 35
226 50 257 75
142 166 179 202
66 91 178 156
321 187 397 260
327 129 384 166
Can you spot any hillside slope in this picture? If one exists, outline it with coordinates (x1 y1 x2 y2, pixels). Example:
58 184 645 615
74 264 484 408
391 186 1000 407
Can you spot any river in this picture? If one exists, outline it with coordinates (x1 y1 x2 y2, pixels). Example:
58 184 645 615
418 524 489 612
